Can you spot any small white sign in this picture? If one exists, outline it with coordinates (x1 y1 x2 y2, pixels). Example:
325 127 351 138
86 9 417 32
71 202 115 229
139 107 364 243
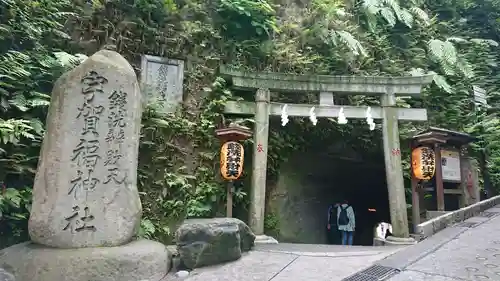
472 85 488 109
441 150 461 182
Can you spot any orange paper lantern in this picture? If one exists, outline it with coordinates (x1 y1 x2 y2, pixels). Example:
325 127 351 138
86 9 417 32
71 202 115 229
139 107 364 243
220 141 244 180
412 146 436 180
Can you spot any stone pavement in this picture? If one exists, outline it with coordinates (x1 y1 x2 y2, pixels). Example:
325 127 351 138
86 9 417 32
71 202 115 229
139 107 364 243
166 205 500 281
372 206 500 281
166 243 404 281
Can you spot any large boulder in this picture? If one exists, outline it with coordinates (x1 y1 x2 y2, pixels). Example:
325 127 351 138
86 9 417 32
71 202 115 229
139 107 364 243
175 218 255 269
0 240 170 281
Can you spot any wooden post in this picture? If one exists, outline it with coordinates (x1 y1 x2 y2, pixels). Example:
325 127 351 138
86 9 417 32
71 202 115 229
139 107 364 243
381 91 410 238
227 181 233 217
411 177 420 233
434 144 445 211
249 88 270 235
410 142 420 233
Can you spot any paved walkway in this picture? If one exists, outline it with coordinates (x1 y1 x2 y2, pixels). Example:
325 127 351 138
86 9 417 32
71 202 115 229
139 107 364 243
168 243 404 281
168 205 500 281
378 206 500 281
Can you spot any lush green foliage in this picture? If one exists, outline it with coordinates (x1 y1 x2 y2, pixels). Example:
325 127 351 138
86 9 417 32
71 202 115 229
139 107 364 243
2 0 500 245
0 0 86 246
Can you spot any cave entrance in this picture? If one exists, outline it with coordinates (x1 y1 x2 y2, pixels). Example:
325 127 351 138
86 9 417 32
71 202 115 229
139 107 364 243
269 151 390 246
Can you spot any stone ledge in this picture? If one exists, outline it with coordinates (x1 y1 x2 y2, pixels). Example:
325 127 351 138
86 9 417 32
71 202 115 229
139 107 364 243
415 195 500 238
254 235 279 244
0 239 170 281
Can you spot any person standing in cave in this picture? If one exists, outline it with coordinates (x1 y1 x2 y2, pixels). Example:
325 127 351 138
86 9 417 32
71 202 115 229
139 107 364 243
327 203 340 244
337 199 356 246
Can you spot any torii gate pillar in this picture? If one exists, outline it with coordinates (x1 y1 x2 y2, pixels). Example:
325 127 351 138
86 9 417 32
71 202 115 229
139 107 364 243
249 88 271 235
381 91 409 238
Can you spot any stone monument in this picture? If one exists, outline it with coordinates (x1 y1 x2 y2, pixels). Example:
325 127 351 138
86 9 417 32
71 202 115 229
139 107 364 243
0 50 170 281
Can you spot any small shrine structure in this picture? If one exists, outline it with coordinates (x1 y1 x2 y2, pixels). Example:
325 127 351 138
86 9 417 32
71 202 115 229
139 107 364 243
410 127 478 230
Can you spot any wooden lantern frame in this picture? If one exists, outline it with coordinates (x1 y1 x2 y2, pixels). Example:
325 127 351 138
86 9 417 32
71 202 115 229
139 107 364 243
410 127 476 232
215 123 253 217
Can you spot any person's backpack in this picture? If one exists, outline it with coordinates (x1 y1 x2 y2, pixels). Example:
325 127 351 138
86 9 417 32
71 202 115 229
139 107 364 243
338 205 350 226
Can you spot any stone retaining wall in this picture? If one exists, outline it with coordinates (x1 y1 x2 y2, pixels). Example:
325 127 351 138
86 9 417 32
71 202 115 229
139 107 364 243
415 195 500 238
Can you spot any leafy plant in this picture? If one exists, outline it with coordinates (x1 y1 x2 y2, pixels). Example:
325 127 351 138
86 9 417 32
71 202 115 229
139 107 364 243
0 186 32 248
216 0 279 39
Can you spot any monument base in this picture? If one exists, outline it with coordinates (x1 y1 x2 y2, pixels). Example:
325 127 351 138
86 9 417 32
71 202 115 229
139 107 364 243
384 236 417 246
254 235 279 244
373 237 385 246
0 239 170 281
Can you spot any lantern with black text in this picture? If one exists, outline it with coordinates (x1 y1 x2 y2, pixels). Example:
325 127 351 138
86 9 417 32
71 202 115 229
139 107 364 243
220 141 244 180
412 147 436 180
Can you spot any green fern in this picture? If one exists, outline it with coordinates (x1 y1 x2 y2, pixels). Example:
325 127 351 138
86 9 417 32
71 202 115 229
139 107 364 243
410 7 430 25
398 9 414 28
457 59 474 79
380 7 396 27
362 0 381 14
442 40 458 64
331 30 367 57
432 74 453 93
470 38 499 47
362 0 430 28
427 39 446 60
427 39 462 76
0 119 36 145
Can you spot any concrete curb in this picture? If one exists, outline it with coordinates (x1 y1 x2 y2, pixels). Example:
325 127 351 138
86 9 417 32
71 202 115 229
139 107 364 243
415 195 500 238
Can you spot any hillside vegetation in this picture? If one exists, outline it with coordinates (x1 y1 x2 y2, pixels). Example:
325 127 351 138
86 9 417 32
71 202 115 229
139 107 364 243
1 0 500 246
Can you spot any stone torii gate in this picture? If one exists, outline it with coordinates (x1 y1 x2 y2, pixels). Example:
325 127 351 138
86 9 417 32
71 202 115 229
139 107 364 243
220 66 433 239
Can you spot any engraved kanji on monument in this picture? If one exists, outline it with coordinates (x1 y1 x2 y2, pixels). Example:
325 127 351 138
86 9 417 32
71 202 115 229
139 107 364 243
28 50 143 248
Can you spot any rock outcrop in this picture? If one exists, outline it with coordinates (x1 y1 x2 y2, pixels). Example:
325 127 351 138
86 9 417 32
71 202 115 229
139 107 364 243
175 218 255 269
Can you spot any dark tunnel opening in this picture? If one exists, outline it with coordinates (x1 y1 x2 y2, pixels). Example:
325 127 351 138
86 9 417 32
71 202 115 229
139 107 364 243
313 160 390 246
269 151 391 246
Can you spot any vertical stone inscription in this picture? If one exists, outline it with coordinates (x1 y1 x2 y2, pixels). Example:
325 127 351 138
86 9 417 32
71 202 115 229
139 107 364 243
64 71 107 233
69 71 107 200
104 90 128 185
63 205 96 232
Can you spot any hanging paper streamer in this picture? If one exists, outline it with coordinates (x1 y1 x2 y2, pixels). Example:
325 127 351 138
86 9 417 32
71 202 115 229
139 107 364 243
309 107 317 125
338 107 348 124
365 107 375 131
281 104 289 126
